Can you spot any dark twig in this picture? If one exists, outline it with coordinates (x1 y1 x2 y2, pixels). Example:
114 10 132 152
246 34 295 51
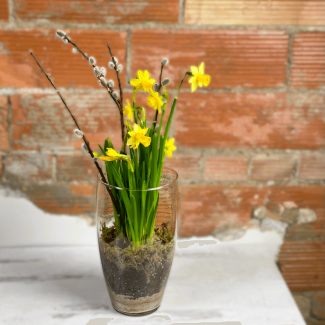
30 51 127 238
67 39 89 61
106 43 123 107
107 42 125 141
153 64 165 132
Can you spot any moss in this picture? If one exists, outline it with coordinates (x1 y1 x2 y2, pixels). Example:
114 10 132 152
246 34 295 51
154 222 173 244
100 222 118 244
101 221 174 246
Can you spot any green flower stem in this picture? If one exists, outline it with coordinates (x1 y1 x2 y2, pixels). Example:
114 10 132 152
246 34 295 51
133 91 137 124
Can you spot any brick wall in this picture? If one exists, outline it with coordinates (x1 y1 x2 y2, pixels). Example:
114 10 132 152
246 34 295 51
0 1 324 320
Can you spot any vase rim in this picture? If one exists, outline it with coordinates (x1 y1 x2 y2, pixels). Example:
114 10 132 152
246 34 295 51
97 167 178 192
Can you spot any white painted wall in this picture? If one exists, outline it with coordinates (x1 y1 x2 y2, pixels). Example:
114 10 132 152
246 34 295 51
0 192 97 247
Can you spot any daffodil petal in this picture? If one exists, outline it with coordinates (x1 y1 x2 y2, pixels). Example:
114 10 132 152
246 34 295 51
191 81 197 92
143 70 150 79
137 70 144 80
99 156 117 162
199 62 205 74
130 79 141 87
106 148 119 157
191 66 198 75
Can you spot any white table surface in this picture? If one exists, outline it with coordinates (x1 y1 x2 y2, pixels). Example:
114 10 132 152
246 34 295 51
0 239 305 325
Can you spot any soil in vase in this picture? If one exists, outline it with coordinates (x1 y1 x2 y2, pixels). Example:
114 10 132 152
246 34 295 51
98 222 175 316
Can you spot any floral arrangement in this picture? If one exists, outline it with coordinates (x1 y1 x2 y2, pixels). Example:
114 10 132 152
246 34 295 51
31 30 210 248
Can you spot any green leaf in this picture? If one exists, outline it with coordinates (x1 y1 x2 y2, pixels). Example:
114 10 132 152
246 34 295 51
104 137 114 151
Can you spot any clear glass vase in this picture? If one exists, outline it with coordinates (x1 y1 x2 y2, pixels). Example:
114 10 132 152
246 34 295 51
96 167 178 316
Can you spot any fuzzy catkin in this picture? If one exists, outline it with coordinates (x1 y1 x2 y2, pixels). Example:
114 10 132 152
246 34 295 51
89 57 96 66
162 78 170 86
94 67 101 77
161 58 169 66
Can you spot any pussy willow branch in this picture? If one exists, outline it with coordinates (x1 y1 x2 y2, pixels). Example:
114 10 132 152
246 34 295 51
106 42 125 142
66 38 125 141
67 39 120 108
30 51 127 238
106 43 123 109
153 64 165 132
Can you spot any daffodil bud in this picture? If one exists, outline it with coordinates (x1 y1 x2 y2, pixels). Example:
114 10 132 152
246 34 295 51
89 56 96 66
100 67 106 76
108 61 115 69
161 58 169 66
56 30 66 38
153 83 159 92
81 143 88 153
116 64 123 73
162 98 167 104
112 57 118 65
112 91 119 99
100 77 107 86
94 66 101 77
107 79 114 87
74 129 84 138
72 47 79 53
162 78 170 86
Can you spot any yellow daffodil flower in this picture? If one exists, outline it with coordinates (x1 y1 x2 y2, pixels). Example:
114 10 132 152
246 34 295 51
189 62 210 92
92 152 99 157
130 70 155 93
98 148 134 171
164 138 176 158
147 89 164 113
123 100 133 121
127 124 151 149
98 148 121 162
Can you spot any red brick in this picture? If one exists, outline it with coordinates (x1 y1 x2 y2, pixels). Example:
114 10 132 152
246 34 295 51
21 183 95 215
251 154 296 180
291 32 325 90
163 154 201 180
179 185 324 237
70 183 96 196
204 156 248 181
180 185 267 236
184 0 325 26
11 92 172 152
132 30 288 89
56 153 97 183
4 153 53 181
175 93 325 149
0 96 10 151
278 241 325 291
0 0 8 21
11 93 124 151
299 154 325 180
14 0 179 24
0 29 126 88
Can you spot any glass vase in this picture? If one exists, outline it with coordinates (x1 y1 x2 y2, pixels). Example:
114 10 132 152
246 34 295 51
96 167 178 316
